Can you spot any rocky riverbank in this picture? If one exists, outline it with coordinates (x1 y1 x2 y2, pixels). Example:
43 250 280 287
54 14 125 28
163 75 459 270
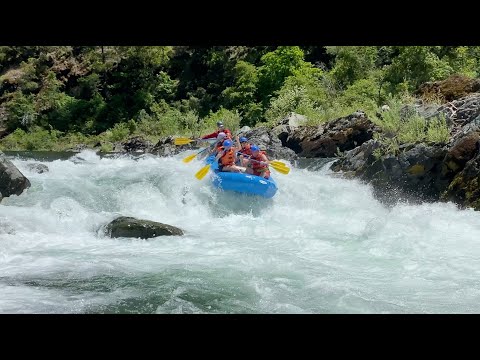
2 90 480 212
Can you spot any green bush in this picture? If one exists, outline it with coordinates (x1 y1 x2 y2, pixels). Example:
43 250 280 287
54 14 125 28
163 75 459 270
426 113 450 143
0 127 63 151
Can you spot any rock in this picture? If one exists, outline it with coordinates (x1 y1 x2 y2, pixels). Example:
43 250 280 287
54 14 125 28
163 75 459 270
122 136 153 153
104 216 184 239
442 153 480 210
332 142 449 204
287 111 380 158
271 112 307 146
237 127 297 160
0 153 31 198
27 163 49 174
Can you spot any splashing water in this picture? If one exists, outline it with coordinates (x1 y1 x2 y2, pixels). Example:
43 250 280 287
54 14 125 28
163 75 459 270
1 149 480 314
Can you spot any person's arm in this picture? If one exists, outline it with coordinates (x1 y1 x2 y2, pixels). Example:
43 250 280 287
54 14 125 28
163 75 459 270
202 131 218 139
235 136 243 153
261 154 269 166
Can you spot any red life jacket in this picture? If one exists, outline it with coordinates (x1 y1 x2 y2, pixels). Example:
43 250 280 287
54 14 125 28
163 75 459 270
250 153 268 171
219 147 235 166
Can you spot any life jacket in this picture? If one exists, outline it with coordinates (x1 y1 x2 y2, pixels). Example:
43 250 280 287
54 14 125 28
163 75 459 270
219 147 235 166
250 153 268 171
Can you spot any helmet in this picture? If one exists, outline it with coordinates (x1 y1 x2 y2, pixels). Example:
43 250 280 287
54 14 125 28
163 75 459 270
216 121 224 127
216 132 226 140
250 145 259 152
259 144 267 151
223 139 233 148
239 137 248 143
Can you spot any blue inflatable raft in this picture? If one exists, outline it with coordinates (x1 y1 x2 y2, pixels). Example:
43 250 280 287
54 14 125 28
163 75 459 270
205 155 277 198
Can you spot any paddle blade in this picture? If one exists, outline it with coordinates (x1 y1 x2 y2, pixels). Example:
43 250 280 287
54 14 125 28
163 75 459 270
182 153 198 163
195 164 211 180
270 160 287 168
174 137 194 145
270 163 290 175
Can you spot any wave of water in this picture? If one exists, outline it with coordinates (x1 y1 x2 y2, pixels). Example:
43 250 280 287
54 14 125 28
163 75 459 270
1 149 480 313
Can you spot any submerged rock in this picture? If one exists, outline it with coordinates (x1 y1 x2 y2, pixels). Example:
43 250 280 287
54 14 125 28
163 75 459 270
104 216 184 239
27 163 49 174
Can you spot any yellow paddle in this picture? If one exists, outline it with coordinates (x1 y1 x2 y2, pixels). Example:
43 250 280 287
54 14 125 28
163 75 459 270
270 160 288 168
237 152 287 168
195 164 211 180
175 137 217 146
182 153 198 163
195 158 289 180
269 162 290 174
237 152 291 175
174 137 196 145
182 146 211 163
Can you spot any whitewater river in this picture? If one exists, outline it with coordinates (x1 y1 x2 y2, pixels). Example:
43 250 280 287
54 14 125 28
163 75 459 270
1 149 480 314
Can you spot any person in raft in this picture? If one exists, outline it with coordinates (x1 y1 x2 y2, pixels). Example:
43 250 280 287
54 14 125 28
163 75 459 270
215 139 245 173
245 145 271 179
209 132 227 155
235 135 253 166
201 121 232 140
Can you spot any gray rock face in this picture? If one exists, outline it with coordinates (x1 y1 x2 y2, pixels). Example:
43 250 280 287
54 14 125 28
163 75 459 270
0 153 31 198
237 126 297 160
104 216 184 239
443 152 480 210
286 111 380 158
122 136 154 153
271 112 308 146
335 142 448 205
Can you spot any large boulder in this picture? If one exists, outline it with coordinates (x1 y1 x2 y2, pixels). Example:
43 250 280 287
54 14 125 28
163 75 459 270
332 141 449 204
0 152 31 199
271 112 308 146
286 111 380 158
438 93 480 135
237 127 297 160
442 128 480 180
442 152 480 210
122 136 154 153
104 216 184 239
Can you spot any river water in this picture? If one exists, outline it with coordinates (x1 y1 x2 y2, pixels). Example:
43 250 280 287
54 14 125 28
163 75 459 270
1 149 480 313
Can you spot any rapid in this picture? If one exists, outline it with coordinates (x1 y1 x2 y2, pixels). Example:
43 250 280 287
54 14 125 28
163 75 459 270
1 149 480 313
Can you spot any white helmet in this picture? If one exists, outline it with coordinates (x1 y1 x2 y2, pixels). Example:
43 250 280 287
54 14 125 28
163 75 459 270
216 132 226 141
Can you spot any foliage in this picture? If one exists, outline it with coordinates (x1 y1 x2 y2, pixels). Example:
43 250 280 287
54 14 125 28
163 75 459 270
326 46 378 88
0 45 475 150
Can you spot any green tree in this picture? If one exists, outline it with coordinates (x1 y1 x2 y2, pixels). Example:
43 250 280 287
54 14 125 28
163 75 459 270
326 46 378 89
384 46 454 93
258 46 308 106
